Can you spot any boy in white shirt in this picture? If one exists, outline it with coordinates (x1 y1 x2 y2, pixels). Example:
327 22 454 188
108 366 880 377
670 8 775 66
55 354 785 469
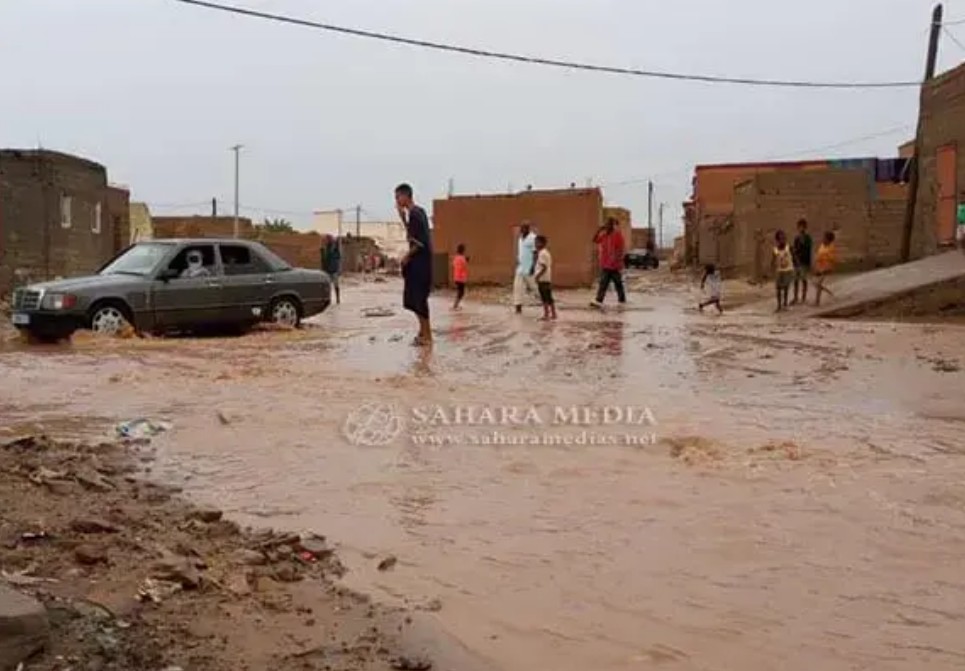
534 235 557 321
698 263 723 314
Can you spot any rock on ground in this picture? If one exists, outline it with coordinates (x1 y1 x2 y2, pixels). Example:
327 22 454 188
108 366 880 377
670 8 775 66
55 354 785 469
0 584 50 671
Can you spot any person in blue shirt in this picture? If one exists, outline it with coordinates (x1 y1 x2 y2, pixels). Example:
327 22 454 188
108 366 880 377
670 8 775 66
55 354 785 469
395 183 433 346
513 221 538 314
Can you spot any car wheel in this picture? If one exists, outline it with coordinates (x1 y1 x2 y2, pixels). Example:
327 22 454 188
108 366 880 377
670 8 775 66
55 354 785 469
89 303 129 336
270 297 301 328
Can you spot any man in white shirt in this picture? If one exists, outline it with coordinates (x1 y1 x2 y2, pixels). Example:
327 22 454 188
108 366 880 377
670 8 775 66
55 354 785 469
512 221 537 314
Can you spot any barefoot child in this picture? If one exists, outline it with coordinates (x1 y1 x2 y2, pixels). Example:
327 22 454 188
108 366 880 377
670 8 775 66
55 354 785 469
698 263 723 314
813 231 837 307
534 235 557 321
773 230 794 312
452 244 468 310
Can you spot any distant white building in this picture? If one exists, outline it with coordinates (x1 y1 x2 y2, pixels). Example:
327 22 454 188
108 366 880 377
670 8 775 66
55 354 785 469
311 210 408 258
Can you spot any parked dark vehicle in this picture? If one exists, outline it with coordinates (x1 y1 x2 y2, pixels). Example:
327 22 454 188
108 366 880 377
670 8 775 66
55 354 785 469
624 248 660 270
10 239 331 341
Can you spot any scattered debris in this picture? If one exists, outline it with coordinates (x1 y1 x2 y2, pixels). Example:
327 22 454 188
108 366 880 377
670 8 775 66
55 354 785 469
136 578 181 604
151 555 202 589
377 555 398 572
19 531 52 544
390 654 433 670
933 358 961 373
75 469 116 493
115 418 172 441
74 544 108 566
216 411 231 426
1 570 58 587
70 517 120 534
363 307 396 318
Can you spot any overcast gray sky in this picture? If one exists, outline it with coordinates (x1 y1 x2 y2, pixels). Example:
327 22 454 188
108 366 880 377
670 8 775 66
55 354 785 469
3 0 964 240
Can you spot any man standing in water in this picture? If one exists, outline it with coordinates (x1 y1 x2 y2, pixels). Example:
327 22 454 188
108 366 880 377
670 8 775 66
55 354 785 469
513 221 538 314
395 183 433 346
321 234 342 305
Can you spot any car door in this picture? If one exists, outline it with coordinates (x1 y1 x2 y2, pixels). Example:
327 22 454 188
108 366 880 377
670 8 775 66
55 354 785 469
217 243 273 323
151 244 225 330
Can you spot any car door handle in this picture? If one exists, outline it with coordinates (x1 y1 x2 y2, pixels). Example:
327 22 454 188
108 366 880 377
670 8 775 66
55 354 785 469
264 277 275 284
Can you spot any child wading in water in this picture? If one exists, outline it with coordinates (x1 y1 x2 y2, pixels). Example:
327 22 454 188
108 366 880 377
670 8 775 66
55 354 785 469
452 244 468 310
698 264 723 313
813 231 837 306
534 235 557 321
773 230 794 312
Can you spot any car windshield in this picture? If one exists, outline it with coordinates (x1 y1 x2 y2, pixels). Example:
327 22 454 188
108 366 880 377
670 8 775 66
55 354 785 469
100 243 174 276
253 244 293 271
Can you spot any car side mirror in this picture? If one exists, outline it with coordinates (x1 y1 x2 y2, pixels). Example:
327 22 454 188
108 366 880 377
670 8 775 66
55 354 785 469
158 268 180 282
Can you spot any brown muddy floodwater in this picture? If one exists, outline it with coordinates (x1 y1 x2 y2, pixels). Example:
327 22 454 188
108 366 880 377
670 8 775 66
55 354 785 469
3 274 965 670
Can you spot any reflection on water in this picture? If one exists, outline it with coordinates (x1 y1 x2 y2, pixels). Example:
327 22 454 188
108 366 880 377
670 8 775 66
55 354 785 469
2 278 965 671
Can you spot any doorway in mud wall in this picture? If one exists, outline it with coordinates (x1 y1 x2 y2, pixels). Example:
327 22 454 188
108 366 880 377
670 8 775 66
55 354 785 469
936 143 957 245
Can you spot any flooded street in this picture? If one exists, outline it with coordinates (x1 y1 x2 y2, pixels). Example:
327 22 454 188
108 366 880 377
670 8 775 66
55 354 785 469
3 272 965 671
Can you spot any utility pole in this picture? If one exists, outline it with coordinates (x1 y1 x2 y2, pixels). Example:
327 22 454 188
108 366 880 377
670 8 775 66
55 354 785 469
902 3 943 263
230 144 243 239
658 203 665 249
647 181 654 231
355 205 361 238
211 197 217 217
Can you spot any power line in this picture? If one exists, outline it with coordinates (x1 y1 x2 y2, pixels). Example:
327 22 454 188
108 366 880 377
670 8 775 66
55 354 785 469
599 122 913 189
172 0 920 89
943 26 965 53
758 123 913 161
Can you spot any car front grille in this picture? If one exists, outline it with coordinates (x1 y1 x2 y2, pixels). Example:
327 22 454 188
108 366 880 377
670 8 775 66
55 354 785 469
12 289 42 311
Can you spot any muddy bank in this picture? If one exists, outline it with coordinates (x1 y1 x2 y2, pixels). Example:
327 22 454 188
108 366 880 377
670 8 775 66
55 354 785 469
0 433 492 671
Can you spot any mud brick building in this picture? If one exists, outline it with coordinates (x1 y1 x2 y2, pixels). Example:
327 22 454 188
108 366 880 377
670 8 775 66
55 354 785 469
630 227 655 251
686 160 829 269
127 202 155 246
152 215 255 240
107 185 131 254
0 149 123 296
732 169 908 279
912 60 965 254
686 157 912 278
432 188 630 287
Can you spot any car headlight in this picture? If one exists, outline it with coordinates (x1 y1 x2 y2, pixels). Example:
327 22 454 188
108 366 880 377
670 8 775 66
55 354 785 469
42 293 78 310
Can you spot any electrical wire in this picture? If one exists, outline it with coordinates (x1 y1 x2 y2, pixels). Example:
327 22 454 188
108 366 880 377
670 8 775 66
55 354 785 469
599 122 913 189
943 26 965 53
172 0 920 89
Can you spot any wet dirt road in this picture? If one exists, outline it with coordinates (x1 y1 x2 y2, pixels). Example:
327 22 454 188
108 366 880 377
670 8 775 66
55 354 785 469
3 273 965 671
